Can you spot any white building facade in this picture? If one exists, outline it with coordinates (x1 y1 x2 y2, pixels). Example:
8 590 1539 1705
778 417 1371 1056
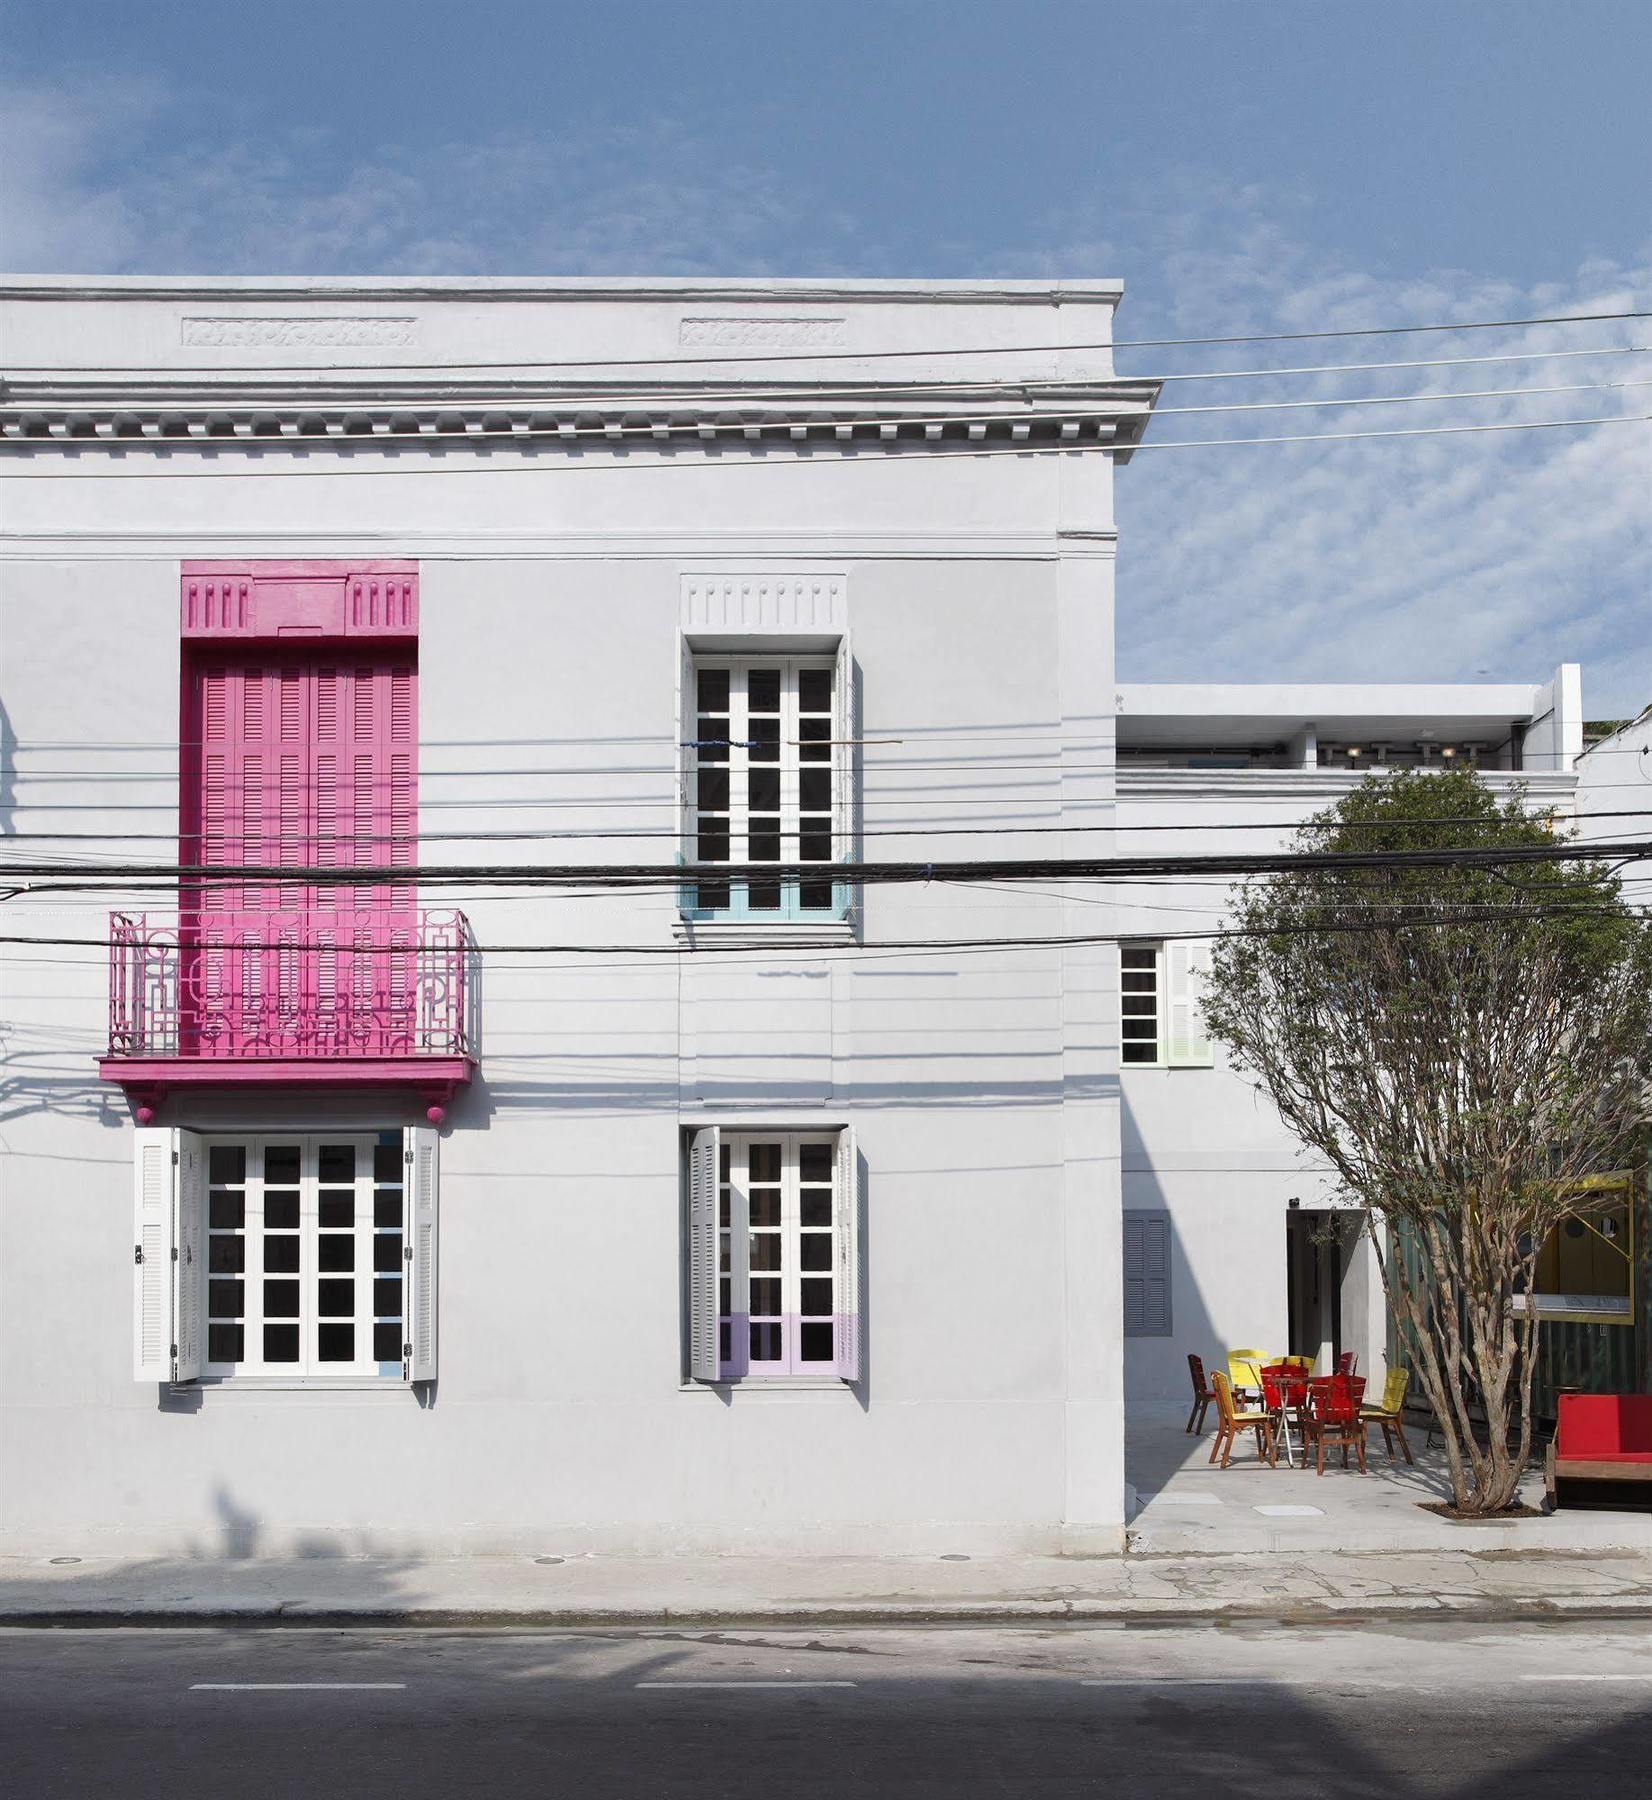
0 275 1602 1558
0 276 1158 1557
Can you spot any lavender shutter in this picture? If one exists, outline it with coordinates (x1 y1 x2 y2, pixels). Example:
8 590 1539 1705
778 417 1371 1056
833 1125 862 1380
688 1126 721 1382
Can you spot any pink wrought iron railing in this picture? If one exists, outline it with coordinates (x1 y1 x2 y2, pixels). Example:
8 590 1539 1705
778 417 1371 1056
107 909 475 1060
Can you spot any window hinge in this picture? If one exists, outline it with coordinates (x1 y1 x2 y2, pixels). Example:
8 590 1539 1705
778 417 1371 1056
172 1247 180 1262
404 1246 413 1263
172 1151 180 1166
133 1244 143 1265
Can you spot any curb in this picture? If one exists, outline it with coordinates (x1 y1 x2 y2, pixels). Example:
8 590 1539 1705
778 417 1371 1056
5 1594 1652 1629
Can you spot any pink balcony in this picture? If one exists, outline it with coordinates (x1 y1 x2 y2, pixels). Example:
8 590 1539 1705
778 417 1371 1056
99 909 476 1122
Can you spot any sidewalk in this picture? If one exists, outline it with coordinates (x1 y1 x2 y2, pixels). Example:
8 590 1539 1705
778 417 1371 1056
6 1544 1652 1627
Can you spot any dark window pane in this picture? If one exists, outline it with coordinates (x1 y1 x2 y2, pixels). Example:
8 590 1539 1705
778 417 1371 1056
263 1145 300 1185
209 1278 244 1319
799 1143 833 1183
749 1189 781 1228
318 1324 354 1363
373 1140 403 1183
798 669 832 713
801 1189 833 1228
750 1320 783 1361
749 1277 782 1315
696 720 729 762
718 1190 730 1227
749 717 779 760
697 768 729 812
798 717 831 761
800 769 832 812
799 881 833 910
800 1322 835 1363
373 1276 401 1317
264 1324 300 1363
799 827 832 860
374 1233 403 1273
1122 1041 1158 1065
719 1143 731 1179
208 1235 245 1274
208 1323 244 1364
747 669 780 712
208 1145 246 1185
263 1278 300 1319
801 1277 834 1315
697 827 729 863
748 881 782 911
719 1275 731 1312
695 880 731 910
318 1278 355 1318
319 1234 355 1273
373 1322 403 1362
264 1192 299 1231
209 1191 244 1230
750 1144 781 1182
374 1189 403 1228
318 1144 355 1184
263 1235 299 1274
319 1192 354 1229
697 668 729 711
748 834 780 866
718 1321 731 1363
800 1234 832 1271
747 768 780 811
749 1234 781 1272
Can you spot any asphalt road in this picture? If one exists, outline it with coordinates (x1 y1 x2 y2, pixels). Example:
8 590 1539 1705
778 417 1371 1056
4 1618 1651 1797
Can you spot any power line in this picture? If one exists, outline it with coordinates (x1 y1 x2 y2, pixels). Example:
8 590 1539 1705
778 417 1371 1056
9 306 1643 375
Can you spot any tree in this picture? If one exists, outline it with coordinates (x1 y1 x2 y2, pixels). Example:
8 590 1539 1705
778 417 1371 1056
1200 769 1652 1514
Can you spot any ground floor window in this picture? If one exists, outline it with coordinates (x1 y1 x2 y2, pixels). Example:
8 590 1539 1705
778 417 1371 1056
132 1124 438 1386
686 1126 860 1382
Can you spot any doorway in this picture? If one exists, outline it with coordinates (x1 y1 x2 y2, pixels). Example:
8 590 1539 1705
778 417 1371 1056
1286 1207 1342 1371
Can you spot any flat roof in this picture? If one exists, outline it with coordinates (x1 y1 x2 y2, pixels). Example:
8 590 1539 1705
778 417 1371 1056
1116 682 1546 749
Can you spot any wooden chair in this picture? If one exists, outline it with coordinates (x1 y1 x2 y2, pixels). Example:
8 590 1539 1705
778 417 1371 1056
1305 1374 1368 1474
1227 1347 1266 1406
1186 1353 1214 1435
1360 1367 1414 1465
1336 1350 1359 1378
1209 1370 1279 1470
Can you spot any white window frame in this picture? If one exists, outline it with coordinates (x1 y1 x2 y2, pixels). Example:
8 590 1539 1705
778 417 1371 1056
1120 940 1215 1068
686 1125 860 1384
133 1124 437 1387
679 640 854 924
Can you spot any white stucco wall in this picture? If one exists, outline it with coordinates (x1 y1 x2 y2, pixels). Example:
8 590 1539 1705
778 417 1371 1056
0 278 1132 1556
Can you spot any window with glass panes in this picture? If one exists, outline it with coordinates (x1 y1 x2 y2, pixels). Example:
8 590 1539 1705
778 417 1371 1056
687 657 838 918
1120 944 1163 1064
716 1132 841 1378
204 1132 407 1378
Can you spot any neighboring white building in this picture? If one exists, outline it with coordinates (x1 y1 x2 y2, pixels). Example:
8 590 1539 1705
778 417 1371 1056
0 274 1607 1559
1112 675 1584 1407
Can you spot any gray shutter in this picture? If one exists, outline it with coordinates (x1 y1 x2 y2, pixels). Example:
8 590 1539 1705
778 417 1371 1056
833 1124 861 1380
132 1128 176 1382
678 633 696 916
833 631 857 920
406 1125 439 1381
688 1126 721 1381
1123 1212 1173 1338
172 1131 206 1382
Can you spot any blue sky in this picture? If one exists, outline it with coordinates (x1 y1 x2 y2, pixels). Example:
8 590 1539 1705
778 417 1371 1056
2 0 1648 713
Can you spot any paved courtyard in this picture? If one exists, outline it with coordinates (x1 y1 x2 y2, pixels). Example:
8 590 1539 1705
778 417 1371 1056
1126 1404 1652 1554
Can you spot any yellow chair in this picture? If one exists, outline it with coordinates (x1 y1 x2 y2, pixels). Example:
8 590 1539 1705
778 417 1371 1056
1209 1371 1279 1469
1360 1367 1413 1465
1227 1348 1266 1402
1280 1354 1312 1372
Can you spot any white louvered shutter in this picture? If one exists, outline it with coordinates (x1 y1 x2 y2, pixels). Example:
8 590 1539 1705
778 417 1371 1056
688 1126 721 1382
133 1128 177 1383
678 634 696 914
407 1126 440 1381
833 631 857 919
172 1131 206 1382
834 1124 862 1381
1166 940 1215 1067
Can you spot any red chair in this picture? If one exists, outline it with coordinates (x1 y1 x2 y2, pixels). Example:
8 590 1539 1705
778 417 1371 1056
1336 1351 1358 1378
1305 1374 1368 1474
1260 1362 1310 1467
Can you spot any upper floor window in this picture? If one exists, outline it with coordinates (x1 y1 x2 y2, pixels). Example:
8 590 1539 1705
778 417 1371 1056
681 647 852 922
1120 941 1215 1068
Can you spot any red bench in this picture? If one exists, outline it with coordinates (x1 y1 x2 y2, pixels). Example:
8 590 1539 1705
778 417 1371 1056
1547 1394 1652 1508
